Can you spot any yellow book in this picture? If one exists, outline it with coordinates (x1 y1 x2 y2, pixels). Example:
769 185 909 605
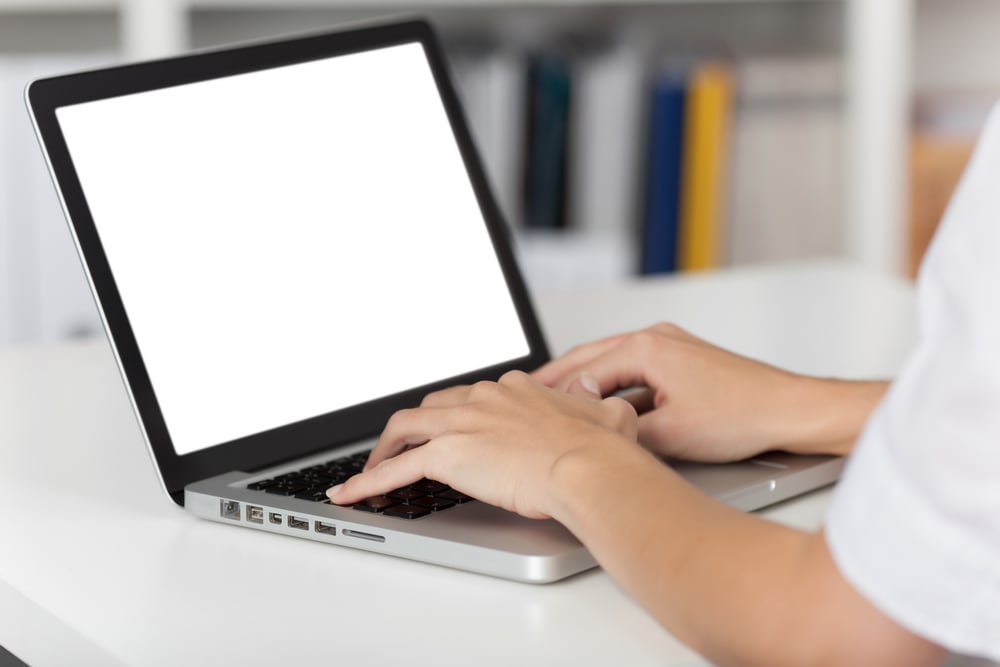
678 63 734 271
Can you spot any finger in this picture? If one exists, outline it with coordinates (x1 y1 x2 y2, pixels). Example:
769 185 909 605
619 387 656 414
602 395 640 442
329 447 430 505
364 406 456 471
553 339 653 396
419 384 472 409
531 333 626 386
565 371 602 399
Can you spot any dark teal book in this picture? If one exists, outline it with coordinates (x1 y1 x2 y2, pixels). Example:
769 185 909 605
523 54 573 229
642 70 687 274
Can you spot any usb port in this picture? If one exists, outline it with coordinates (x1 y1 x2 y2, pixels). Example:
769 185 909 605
288 516 308 530
268 512 282 525
315 521 336 535
247 505 264 524
220 500 240 521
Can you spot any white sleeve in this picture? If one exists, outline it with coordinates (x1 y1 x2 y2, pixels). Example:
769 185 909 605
825 102 1000 661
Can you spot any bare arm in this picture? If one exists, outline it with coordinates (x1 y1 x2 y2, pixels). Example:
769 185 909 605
551 443 944 667
533 323 888 461
328 371 942 666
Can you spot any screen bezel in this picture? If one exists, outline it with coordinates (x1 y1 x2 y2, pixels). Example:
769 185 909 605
27 18 550 505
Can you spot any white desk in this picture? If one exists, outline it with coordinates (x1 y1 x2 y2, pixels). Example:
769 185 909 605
0 259 917 667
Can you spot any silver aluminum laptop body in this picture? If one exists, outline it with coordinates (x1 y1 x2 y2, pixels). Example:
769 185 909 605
186 449 842 582
27 18 841 585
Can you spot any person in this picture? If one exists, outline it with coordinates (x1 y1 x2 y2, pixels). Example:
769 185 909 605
327 102 1000 665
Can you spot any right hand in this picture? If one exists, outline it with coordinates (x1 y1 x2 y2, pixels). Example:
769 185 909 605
533 322 862 462
327 370 644 521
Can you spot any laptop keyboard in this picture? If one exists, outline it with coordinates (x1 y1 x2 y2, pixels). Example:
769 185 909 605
246 451 473 519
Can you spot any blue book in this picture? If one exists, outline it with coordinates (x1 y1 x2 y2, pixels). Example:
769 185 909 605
642 71 687 274
523 54 573 229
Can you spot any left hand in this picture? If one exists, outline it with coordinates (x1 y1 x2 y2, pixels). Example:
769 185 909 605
326 370 642 519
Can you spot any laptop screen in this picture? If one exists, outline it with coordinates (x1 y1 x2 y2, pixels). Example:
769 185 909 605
53 41 530 457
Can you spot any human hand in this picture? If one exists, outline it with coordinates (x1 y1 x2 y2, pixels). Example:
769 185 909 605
533 322 866 462
326 370 647 520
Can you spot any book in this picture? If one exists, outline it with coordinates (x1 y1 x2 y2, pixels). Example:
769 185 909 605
568 43 645 235
641 68 687 273
677 62 734 271
727 56 843 267
641 67 687 274
523 53 573 229
449 48 526 228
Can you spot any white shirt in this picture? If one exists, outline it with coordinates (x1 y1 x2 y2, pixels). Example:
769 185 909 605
826 103 1000 661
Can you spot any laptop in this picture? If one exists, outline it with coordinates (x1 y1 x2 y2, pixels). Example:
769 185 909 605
26 18 842 584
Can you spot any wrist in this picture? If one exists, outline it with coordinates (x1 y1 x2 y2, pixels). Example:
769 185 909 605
777 375 888 456
546 434 659 529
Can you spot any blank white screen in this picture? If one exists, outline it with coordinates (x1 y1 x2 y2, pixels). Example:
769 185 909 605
56 42 529 456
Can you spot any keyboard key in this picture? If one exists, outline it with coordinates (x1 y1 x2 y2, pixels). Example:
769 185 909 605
295 488 333 502
436 489 473 504
303 473 334 483
411 496 455 511
387 488 424 503
251 451 455 517
413 479 449 494
353 495 399 512
266 484 309 496
383 505 431 520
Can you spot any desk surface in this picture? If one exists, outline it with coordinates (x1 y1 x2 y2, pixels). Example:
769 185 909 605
0 259 917 667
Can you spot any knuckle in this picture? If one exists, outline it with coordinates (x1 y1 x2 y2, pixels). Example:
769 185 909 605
499 369 530 386
627 330 659 356
385 407 414 431
469 379 498 399
651 321 681 336
419 390 442 408
653 321 690 339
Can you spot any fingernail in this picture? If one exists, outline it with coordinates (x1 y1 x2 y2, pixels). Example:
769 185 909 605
327 484 343 498
579 372 601 396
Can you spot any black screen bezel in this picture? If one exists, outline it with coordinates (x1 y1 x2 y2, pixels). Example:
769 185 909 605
27 18 550 505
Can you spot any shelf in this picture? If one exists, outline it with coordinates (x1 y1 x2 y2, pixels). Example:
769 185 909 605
0 0 830 9
0 0 913 276
190 0 832 7
0 0 115 11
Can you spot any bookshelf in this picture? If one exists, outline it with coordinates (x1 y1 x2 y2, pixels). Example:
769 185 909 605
0 0 912 342
0 0 911 274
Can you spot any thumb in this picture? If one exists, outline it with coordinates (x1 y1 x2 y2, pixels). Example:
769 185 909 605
566 372 602 399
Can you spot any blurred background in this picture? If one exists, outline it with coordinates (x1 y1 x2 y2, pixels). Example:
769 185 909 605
0 0 994 344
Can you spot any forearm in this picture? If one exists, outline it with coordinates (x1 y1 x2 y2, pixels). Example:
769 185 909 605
549 443 940 667
776 377 889 457
552 445 813 665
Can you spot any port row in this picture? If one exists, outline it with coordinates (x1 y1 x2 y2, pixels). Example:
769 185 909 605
222 500 336 536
